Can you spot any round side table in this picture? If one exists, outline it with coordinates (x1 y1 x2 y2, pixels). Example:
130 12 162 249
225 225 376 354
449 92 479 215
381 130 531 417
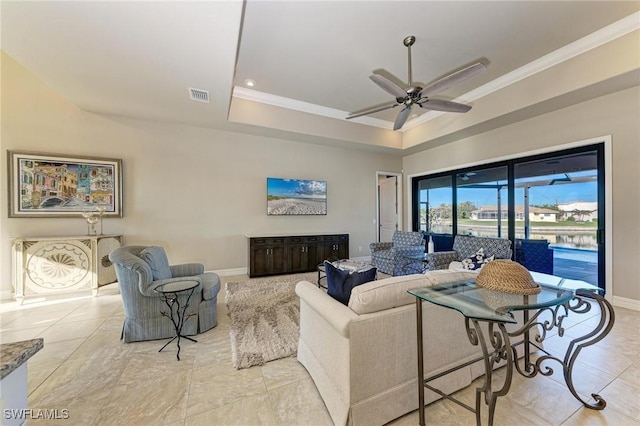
155 279 199 361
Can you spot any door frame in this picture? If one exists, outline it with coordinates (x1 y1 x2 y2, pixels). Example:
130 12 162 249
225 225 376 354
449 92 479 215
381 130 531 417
376 171 403 242
406 135 612 299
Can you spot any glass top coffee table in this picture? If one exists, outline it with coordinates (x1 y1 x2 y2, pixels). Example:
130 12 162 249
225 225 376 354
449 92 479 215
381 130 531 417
408 275 615 426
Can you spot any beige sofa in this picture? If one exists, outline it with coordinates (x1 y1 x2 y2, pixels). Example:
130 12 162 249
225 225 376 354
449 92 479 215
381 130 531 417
295 270 526 426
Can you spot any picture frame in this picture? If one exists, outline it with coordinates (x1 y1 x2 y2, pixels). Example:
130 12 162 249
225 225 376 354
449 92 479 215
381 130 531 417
267 177 327 215
8 150 123 218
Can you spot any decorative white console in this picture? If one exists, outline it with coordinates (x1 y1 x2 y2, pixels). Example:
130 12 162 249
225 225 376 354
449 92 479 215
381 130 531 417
12 235 123 303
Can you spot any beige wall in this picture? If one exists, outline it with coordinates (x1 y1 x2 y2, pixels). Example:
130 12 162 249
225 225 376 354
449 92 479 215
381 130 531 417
403 86 640 303
0 53 402 299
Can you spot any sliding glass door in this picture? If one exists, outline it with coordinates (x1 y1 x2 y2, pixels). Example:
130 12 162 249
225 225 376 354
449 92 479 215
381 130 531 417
513 148 602 287
412 143 605 291
456 166 509 238
417 176 452 234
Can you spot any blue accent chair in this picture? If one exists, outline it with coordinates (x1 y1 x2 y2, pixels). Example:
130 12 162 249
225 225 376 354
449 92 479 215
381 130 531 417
515 239 554 274
109 245 220 343
369 231 426 276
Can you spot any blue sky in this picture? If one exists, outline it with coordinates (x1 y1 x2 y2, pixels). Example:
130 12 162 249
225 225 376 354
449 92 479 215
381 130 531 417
267 178 327 199
425 181 597 207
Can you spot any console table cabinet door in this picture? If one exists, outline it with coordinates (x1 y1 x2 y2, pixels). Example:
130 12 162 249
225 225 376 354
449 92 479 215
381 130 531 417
249 238 286 277
288 243 318 273
318 235 349 262
12 235 122 303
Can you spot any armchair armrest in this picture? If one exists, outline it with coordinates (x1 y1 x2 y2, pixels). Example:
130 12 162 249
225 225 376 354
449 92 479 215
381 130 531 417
370 242 393 252
392 245 425 257
170 263 205 277
424 251 458 270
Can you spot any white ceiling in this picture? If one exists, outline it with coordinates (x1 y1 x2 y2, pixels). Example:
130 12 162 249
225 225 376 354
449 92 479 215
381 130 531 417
2 1 639 153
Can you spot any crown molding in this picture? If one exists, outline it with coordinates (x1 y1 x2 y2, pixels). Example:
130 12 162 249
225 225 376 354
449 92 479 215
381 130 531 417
233 12 639 133
403 11 640 131
232 86 392 129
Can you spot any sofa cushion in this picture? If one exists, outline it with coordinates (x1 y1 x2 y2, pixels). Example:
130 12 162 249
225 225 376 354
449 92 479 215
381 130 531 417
325 261 377 305
138 246 172 280
349 270 478 314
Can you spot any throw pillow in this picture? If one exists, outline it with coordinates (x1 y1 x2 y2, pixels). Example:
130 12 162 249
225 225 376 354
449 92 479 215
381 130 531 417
461 248 494 271
325 261 377 305
139 246 173 280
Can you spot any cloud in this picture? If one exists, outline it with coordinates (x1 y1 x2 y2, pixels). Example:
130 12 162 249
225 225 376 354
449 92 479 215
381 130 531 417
296 180 326 198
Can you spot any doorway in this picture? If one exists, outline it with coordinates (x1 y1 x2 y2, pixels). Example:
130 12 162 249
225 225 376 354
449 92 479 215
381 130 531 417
376 172 402 242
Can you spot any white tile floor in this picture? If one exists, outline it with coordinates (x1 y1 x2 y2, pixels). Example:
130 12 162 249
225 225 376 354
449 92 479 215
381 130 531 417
1 275 638 425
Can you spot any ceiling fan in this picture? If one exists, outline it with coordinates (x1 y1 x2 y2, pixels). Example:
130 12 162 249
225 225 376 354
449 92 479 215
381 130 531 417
346 35 487 130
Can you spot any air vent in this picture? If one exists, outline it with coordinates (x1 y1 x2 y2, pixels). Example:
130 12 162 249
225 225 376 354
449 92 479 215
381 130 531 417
189 88 210 103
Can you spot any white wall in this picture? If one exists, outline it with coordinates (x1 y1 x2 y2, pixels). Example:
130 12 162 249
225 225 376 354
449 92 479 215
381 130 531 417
0 53 402 299
403 86 640 305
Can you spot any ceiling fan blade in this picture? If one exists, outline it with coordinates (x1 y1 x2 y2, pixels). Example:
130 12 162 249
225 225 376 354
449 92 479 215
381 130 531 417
370 74 407 99
421 62 487 97
419 99 472 113
393 106 412 130
346 102 399 120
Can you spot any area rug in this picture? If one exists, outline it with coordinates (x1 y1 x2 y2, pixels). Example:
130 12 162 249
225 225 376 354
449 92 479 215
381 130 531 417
225 272 316 369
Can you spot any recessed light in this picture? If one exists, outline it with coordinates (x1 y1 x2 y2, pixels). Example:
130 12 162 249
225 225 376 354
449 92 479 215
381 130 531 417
244 79 256 87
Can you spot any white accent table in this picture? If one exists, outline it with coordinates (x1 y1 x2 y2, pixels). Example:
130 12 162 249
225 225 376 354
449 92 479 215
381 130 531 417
11 235 122 303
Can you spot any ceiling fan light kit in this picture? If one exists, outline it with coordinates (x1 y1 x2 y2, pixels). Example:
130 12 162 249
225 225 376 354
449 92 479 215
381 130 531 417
346 35 487 130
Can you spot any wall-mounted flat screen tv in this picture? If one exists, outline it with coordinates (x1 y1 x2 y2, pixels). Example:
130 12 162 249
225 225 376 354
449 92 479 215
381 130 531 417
267 177 327 215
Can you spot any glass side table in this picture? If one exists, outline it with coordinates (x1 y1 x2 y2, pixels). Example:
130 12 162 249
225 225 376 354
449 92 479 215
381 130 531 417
155 280 200 361
408 277 615 426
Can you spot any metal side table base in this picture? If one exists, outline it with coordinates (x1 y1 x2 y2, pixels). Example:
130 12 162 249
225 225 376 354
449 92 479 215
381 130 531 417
156 280 199 361
412 281 615 426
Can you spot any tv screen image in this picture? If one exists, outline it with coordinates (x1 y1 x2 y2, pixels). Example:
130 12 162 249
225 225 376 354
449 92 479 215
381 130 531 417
267 177 327 215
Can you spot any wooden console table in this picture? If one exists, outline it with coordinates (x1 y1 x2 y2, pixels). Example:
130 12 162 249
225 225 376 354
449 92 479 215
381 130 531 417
12 235 123 303
246 233 349 277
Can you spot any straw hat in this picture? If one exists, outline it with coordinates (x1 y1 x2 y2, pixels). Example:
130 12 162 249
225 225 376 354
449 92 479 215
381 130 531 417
476 260 541 295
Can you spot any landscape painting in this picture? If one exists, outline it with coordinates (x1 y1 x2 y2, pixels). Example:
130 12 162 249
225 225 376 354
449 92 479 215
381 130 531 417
267 178 327 215
8 151 123 217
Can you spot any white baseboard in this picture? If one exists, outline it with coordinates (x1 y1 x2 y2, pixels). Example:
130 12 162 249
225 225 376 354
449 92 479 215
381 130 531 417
208 267 248 277
611 295 640 311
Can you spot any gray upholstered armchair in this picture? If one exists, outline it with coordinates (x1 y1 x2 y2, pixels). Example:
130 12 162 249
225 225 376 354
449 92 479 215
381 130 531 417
369 231 426 276
109 245 220 343
425 235 513 270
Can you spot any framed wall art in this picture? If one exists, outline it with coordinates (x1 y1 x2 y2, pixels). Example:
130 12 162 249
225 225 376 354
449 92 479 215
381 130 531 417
267 177 327 215
8 151 123 218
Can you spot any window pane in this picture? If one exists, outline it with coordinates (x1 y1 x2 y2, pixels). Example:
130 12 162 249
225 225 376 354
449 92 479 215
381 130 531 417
418 176 452 234
456 167 509 238
514 151 599 284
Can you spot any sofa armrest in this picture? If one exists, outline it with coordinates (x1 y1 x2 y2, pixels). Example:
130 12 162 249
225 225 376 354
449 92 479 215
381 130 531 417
170 263 205 277
296 281 359 338
369 242 392 253
425 251 458 270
